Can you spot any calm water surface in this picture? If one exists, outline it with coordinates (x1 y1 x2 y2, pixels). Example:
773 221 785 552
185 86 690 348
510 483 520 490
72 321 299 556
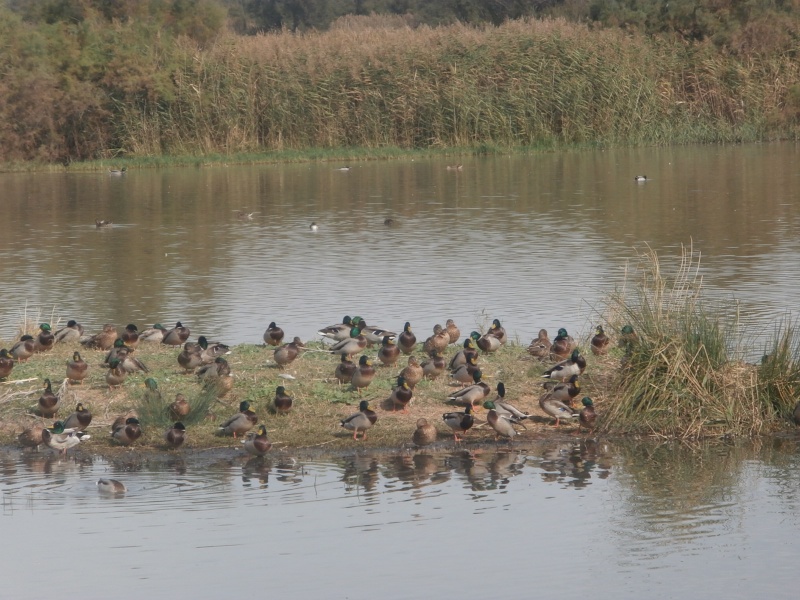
1 438 799 599
1 143 799 347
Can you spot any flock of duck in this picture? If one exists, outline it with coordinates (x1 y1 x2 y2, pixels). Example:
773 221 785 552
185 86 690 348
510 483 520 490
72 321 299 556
0 316 629 457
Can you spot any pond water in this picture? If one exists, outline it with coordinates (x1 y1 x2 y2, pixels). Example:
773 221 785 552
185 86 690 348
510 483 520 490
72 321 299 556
1 438 799 599
1 143 799 348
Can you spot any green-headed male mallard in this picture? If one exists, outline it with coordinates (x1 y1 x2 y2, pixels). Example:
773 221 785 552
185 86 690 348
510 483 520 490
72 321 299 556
10 335 35 362
243 424 271 456
447 369 490 410
527 329 551 360
412 418 437 447
0 349 14 379
121 324 140 348
164 422 187 449
473 330 501 354
340 400 377 441
539 393 578 427
398 322 417 354
37 378 59 417
329 327 367 359
143 377 162 404
550 328 577 360
104 338 129 365
483 383 529 422
34 323 55 353
218 401 257 438
352 318 396 347
485 405 520 440
442 406 473 442
81 324 118 351
62 403 92 431
263 322 285 347
54 320 84 344
112 417 142 445
388 375 413 413
590 325 610 356
449 337 478 370
377 335 400 367
619 324 638 350
275 337 305 368
543 349 586 382
318 316 354 342
579 397 597 431
271 386 293 415
139 323 168 343
487 318 508 345
43 421 90 454
66 351 89 384
399 355 423 389
162 322 190 347
350 355 375 393
542 374 581 407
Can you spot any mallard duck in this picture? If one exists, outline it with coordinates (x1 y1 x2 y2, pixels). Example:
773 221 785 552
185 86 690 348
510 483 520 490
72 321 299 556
110 411 137 433
550 328 576 360
197 356 231 380
243 424 272 456
263 322 285 347
318 316 354 342
54 320 84 344
65 351 89 384
486 407 520 440
105 358 127 388
96 479 126 493
112 417 142 445
275 337 305 368
473 330 502 353
109 166 127 175
399 355 424 389
121 324 140 347
543 349 586 382
34 323 55 353
542 374 581 406
309 222 319 232
169 394 190 420
590 325 610 356
383 217 395 226
218 401 257 438
272 386 293 414
484 383 529 422
198 336 229 364
388 375 413 413
139 323 168 343
449 337 478 370
178 341 204 372
422 350 446 380
351 355 376 393
62 403 92 431
619 324 638 350
445 319 461 344
164 422 187 448
96 218 114 227
539 394 578 427
351 318 396 347
335 354 357 384
527 329 551 360
446 164 463 171
579 397 597 431
104 338 129 365
329 328 367 359
81 324 118 351
143 377 162 404
398 322 417 354
43 421 90 454
487 318 508 345
18 423 45 449
10 335 35 362
235 210 255 221
450 354 479 385
377 335 400 367
442 406 473 442
0 349 14 379
447 369 491 410
120 347 148 374
423 324 449 356
634 175 648 182
412 418 437 447
37 378 59 417
340 400 377 440
162 322 190 346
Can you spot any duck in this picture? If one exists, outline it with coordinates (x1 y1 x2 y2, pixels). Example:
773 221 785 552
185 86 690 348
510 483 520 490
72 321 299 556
423 324 450 356
377 335 400 367
109 166 127 175
579 397 597 431
542 374 581 406
62 403 92 431
550 328 577 360
446 164 463 171
218 401 257 438
198 336 230 364
33 323 55 353
243 424 271 456
527 329 551 360
309 222 319 232
334 354 357 384
447 369 491 410
351 318 396 346
0 349 14 379
397 322 417 354
271 386 293 414
139 323 168 343
412 418 437 447
121 324 140 347
399 355 424 389
336 166 351 171
162 322 191 346
110 411 138 433
422 350 446 380
81 324 118 351
350 355 376 393
54 320 84 344
9 335 35 362
448 337 478 370
473 330 502 354
340 400 377 440
18 423 45 449
177 341 204 372
96 479 126 494
197 356 231 380
590 325 610 356
112 417 142 445
263 322 285 347
329 327 367 359
95 219 114 227
274 337 305 368
235 210 255 220
634 175 648 182
37 379 59 417
539 394 578 427
43 421 90 454
104 337 130 365
169 394 190 420
383 217 395 226
619 324 638 350
486 406 520 440
445 319 461 344
164 422 187 449
486 318 508 345
388 375 413 413
442 406 473 442
543 349 586 382
485 383 529 422
143 377 162 404
318 316 355 342
119 347 149 374
450 354 479 385
105 358 128 388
